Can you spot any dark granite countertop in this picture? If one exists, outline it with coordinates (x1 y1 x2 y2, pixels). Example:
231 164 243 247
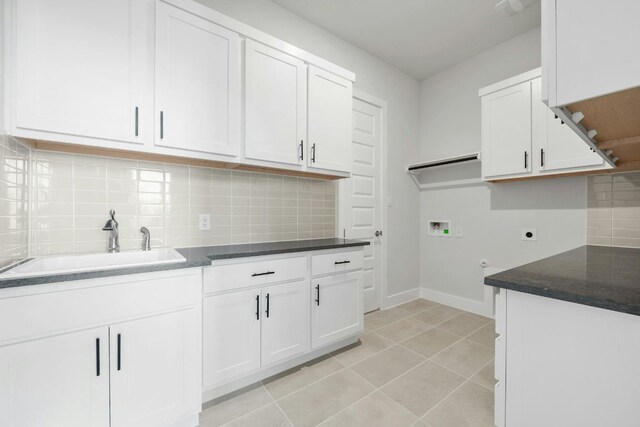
485 245 640 316
0 238 368 290
178 238 368 262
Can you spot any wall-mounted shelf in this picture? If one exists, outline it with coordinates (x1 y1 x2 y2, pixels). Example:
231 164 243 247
407 152 482 190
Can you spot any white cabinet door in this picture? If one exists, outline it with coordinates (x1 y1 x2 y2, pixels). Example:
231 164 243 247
0 328 110 427
532 78 604 172
311 271 363 348
13 0 148 144
110 309 199 427
261 280 309 366
308 66 353 173
554 0 640 107
203 290 261 388
245 40 307 166
481 81 533 179
155 2 240 156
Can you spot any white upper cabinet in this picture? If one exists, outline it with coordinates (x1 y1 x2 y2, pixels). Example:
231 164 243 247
155 2 240 156
544 0 640 107
531 79 603 173
308 66 353 174
481 70 609 181
245 40 307 166
12 0 148 145
481 81 532 179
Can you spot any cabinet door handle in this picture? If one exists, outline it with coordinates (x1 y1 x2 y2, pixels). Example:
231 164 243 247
299 140 304 161
311 143 316 163
315 284 320 306
117 333 122 371
524 151 528 169
265 293 270 318
96 338 101 377
540 148 545 167
134 107 139 136
160 111 164 139
252 271 275 277
255 294 260 320
334 260 351 265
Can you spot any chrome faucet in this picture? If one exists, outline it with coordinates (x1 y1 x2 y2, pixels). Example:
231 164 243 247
140 227 151 251
102 210 120 253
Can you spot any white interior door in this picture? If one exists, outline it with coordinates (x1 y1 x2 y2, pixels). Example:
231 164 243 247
340 97 383 313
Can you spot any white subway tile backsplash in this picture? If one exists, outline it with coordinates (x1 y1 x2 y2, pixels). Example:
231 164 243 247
26 150 336 255
587 172 640 247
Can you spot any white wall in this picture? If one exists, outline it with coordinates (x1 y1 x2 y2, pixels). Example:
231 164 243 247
419 28 587 314
195 0 422 306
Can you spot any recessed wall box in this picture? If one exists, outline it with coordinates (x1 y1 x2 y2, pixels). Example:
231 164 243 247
428 220 451 237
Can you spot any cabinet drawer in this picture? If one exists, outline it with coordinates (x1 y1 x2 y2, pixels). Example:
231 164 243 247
204 256 307 294
0 270 201 345
311 250 363 277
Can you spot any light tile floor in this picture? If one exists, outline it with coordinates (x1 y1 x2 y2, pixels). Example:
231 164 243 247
199 298 496 427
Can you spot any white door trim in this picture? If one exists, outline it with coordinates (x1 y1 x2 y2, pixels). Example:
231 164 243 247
338 89 388 312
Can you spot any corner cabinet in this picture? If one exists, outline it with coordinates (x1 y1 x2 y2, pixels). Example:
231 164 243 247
0 269 202 427
154 2 240 157
480 69 608 182
3 0 355 178
11 0 149 145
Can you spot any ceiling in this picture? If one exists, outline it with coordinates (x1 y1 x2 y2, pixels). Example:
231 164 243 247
269 0 541 80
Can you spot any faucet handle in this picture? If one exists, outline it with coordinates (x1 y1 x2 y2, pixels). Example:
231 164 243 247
109 209 116 220
140 227 151 251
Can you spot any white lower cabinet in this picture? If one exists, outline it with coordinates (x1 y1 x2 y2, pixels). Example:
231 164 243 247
0 327 111 427
0 270 201 427
110 310 200 427
261 280 309 366
203 250 364 395
311 271 363 348
202 289 262 389
203 280 310 389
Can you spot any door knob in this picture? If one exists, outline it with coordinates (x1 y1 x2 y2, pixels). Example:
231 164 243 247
375 230 383 237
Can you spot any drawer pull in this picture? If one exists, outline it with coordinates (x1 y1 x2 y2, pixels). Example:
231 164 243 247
252 271 275 277
334 260 351 265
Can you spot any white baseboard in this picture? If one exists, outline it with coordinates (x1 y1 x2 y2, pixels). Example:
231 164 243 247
383 287 420 309
420 287 495 318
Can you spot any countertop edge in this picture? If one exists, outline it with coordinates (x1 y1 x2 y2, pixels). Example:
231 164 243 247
485 277 640 317
206 241 369 260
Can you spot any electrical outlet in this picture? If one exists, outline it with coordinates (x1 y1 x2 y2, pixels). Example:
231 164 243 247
521 228 537 241
199 214 211 231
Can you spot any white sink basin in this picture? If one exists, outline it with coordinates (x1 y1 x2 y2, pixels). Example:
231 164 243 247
0 249 186 279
